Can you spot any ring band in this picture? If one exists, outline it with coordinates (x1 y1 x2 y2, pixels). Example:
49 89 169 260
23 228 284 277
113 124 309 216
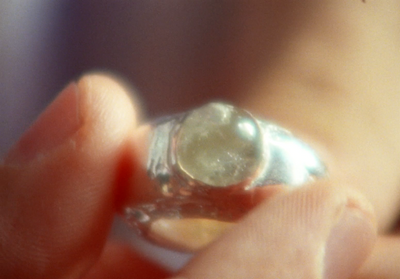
148 102 326 190
124 102 327 247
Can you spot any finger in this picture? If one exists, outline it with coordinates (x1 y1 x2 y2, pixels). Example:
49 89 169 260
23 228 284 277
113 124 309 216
0 73 138 278
83 241 171 279
170 182 376 279
353 235 400 279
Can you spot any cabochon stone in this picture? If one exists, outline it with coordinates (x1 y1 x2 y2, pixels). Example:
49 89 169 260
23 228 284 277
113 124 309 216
176 103 262 187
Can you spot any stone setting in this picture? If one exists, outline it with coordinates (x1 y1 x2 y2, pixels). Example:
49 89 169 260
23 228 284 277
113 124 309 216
124 102 327 252
175 103 263 187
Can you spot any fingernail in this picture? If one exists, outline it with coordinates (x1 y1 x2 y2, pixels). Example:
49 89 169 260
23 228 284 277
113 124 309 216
324 207 376 279
5 83 81 165
148 218 234 252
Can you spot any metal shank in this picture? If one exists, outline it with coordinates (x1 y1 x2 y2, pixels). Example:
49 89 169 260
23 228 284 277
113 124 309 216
147 104 326 191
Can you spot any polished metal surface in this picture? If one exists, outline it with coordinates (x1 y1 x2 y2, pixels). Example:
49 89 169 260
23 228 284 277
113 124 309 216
147 102 327 191
124 102 328 245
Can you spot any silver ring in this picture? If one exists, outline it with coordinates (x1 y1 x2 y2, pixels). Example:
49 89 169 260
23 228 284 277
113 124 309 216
125 103 327 238
149 102 326 189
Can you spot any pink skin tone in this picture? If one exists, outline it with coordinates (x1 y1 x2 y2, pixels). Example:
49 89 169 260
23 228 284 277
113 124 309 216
0 73 395 279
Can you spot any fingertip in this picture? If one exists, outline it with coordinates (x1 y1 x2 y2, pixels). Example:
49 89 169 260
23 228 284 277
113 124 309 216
0 73 145 278
77 72 139 135
4 82 81 165
175 182 377 279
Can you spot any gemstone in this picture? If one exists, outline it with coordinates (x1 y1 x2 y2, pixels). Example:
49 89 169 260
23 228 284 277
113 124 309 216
175 103 263 187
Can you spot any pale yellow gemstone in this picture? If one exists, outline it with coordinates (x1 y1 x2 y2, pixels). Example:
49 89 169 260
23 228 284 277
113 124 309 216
175 103 262 187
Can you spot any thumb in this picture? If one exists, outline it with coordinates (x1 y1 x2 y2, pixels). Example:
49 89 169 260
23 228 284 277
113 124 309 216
0 73 137 278
173 183 377 279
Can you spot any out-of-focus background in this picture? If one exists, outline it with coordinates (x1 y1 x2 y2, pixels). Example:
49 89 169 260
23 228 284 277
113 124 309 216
1 1 303 158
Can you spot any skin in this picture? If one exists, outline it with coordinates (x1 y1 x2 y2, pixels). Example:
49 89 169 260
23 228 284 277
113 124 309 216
1 1 400 278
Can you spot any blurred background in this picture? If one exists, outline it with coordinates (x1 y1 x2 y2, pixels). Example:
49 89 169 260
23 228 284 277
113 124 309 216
1 0 310 158
2 0 224 157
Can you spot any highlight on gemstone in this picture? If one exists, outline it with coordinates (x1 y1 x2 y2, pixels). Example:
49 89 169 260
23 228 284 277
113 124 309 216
175 103 263 187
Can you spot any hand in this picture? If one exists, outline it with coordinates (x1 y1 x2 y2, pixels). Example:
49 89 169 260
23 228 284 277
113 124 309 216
0 72 397 279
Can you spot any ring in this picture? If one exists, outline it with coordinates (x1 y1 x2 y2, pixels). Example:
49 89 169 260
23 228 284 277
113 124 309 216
148 102 326 189
124 102 327 249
